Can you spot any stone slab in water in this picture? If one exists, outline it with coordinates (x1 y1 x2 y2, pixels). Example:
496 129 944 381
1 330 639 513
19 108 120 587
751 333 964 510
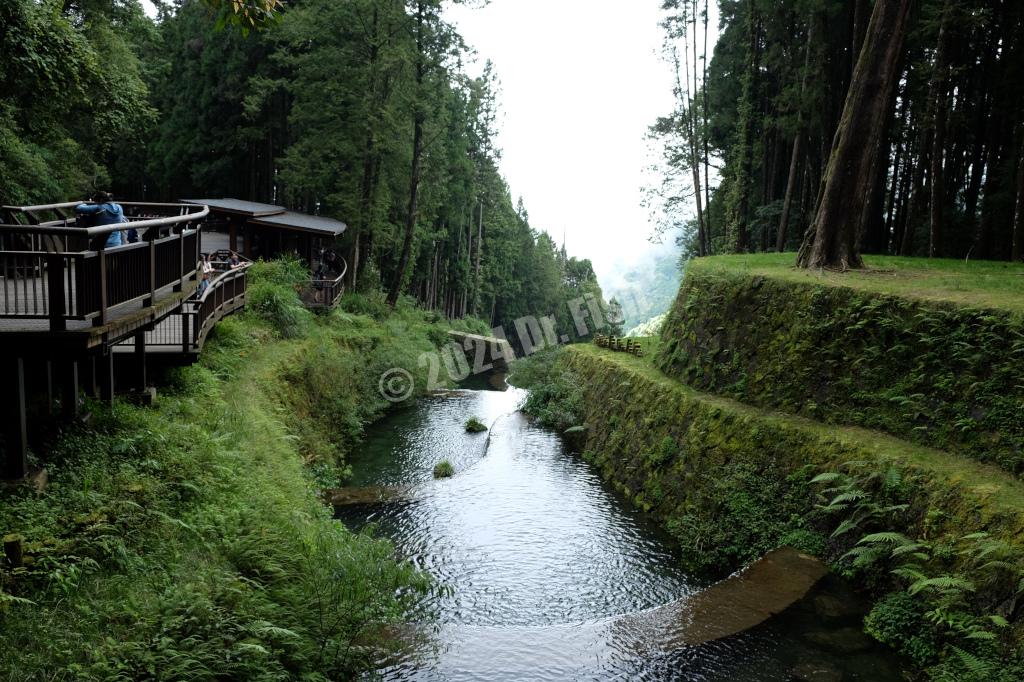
617 547 830 651
328 486 409 506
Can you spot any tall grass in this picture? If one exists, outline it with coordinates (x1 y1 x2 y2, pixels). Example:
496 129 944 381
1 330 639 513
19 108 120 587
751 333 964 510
0 265 474 680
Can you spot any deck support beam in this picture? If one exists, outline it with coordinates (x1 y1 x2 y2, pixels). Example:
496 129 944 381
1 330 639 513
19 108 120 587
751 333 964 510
98 351 115 405
58 360 79 420
1 357 29 480
134 332 147 391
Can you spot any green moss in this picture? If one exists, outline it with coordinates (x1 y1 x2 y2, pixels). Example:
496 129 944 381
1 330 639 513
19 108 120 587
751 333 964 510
560 345 1024 668
656 257 1024 475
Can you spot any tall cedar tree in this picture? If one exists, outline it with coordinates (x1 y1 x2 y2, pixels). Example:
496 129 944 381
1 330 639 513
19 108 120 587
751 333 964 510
796 0 915 269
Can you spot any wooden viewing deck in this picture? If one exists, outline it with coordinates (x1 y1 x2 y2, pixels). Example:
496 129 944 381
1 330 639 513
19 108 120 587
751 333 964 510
0 199 349 482
0 202 249 481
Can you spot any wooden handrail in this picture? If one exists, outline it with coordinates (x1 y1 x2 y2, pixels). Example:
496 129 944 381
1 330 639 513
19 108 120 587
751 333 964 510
0 203 209 238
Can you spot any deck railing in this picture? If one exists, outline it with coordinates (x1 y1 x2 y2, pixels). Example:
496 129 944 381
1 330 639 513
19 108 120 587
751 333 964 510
0 202 208 331
115 261 251 355
299 257 348 310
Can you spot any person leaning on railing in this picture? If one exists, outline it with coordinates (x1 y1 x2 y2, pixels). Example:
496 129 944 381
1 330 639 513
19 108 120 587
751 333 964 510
75 191 127 248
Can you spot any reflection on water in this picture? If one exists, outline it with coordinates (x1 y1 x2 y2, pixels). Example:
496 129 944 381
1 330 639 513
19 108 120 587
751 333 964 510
338 381 904 681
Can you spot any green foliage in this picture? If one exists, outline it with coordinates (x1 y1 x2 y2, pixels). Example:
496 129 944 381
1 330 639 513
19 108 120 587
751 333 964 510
244 258 316 338
433 460 455 479
0 0 155 204
509 348 585 433
664 461 819 575
812 466 1024 679
0 269 489 677
0 361 426 679
464 417 487 433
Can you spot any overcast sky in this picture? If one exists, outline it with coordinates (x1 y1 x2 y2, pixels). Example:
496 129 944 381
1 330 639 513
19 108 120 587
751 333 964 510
446 1 679 287
142 1 710 289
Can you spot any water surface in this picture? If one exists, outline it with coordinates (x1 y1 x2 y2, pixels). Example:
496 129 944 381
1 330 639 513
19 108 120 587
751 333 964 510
339 382 903 681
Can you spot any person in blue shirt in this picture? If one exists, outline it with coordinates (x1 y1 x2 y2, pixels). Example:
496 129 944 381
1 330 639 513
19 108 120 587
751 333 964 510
75 191 126 248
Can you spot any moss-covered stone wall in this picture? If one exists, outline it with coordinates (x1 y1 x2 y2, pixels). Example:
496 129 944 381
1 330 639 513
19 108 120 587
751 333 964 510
655 262 1024 476
566 346 1024 567
563 345 1024 673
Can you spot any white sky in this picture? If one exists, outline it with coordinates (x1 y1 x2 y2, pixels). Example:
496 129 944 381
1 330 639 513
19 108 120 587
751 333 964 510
142 0 712 290
446 1 679 287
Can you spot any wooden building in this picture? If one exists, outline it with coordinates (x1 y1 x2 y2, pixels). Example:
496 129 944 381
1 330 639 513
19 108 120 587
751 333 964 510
181 199 347 265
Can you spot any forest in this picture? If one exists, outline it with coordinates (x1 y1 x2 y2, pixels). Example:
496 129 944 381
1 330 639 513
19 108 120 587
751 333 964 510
650 0 1024 268
0 0 610 340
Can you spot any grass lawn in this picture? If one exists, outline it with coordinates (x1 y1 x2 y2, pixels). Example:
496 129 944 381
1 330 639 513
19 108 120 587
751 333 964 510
691 253 1024 314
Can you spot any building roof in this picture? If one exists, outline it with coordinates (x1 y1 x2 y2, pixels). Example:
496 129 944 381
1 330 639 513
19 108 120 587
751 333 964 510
183 199 346 236
182 198 286 217
250 211 347 237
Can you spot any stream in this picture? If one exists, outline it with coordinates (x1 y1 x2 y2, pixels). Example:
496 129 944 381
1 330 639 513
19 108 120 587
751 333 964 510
336 378 904 681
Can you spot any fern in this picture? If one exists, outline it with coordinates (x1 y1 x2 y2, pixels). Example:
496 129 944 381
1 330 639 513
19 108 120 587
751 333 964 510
909 576 975 595
858 531 913 546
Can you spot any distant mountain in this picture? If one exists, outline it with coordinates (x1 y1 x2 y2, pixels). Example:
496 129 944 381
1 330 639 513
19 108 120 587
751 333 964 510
626 312 667 338
604 251 684 332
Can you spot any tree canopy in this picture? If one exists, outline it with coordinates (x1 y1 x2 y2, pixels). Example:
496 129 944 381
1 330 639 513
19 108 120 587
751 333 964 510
650 0 1024 268
0 0 613 341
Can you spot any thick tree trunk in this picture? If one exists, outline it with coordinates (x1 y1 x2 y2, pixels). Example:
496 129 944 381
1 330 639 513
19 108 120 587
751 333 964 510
797 0 914 270
387 3 426 307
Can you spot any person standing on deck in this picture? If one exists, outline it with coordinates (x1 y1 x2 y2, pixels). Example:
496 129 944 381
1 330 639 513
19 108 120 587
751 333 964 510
75 191 125 248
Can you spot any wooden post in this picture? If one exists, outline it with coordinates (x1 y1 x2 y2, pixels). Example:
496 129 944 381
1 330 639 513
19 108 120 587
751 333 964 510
228 218 238 253
174 227 185 293
46 253 67 331
144 226 157 307
1 358 29 480
134 332 147 392
3 535 24 568
95 249 109 327
58 360 80 420
98 351 115 404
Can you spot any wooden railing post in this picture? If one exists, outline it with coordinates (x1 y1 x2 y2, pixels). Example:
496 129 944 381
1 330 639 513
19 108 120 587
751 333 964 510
144 227 157 306
182 308 190 354
174 226 185 293
45 253 67 331
95 249 108 327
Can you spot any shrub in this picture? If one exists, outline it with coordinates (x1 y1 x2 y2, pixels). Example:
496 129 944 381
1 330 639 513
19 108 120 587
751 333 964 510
433 460 455 479
509 348 584 432
465 417 487 433
247 280 311 338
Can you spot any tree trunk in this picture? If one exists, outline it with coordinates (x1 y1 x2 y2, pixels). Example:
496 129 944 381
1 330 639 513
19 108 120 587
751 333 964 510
702 0 712 252
387 2 426 307
928 0 954 258
472 200 483 314
777 17 817 252
797 0 915 270
726 2 760 253
1013 133 1024 262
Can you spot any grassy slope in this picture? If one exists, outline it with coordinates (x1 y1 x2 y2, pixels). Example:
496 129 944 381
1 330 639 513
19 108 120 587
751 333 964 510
695 253 1024 314
0 267 486 680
